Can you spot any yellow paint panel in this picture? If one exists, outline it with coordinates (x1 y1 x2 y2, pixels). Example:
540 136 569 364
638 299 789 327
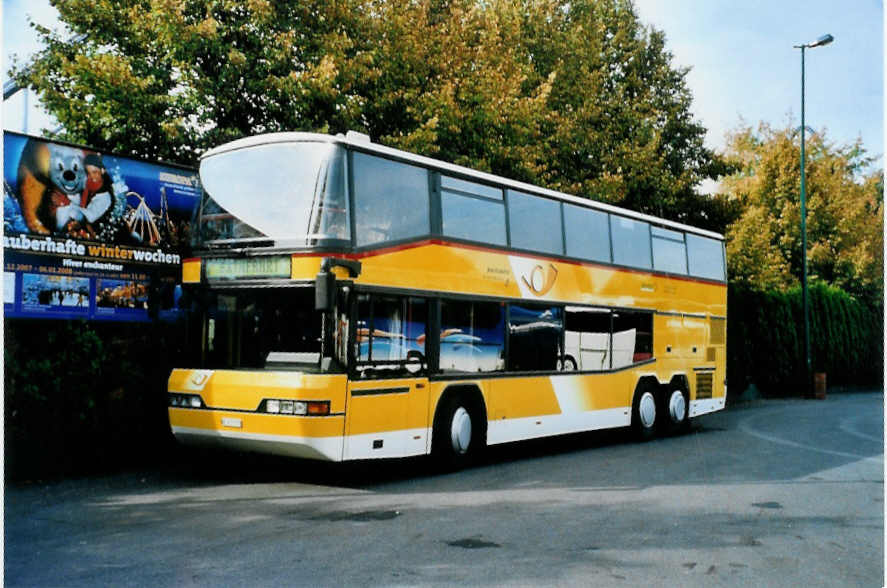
352 243 726 317
550 371 640 412
488 376 561 420
346 378 429 435
291 256 323 280
359 245 523 299
678 316 707 360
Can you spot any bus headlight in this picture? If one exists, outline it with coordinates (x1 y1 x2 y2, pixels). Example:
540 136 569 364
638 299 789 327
169 393 205 408
259 399 329 416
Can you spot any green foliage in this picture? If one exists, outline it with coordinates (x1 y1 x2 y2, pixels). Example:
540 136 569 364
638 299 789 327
11 0 721 226
727 283 883 397
4 320 180 480
720 122 883 304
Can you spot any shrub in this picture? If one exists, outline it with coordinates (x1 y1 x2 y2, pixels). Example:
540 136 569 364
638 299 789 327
727 283 883 397
4 319 180 480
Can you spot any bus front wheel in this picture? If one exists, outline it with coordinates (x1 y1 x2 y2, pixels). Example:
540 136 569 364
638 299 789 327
432 393 485 470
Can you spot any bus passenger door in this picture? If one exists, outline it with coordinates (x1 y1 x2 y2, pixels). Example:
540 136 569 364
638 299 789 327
344 375 430 459
343 293 430 459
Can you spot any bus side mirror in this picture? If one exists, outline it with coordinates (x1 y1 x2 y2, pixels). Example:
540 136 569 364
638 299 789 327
315 270 336 311
316 257 361 311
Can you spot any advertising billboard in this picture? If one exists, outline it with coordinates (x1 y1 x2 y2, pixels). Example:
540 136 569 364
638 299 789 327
3 131 201 321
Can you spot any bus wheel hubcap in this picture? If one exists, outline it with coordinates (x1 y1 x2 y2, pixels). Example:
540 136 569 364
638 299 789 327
451 407 472 454
639 392 656 429
669 390 686 423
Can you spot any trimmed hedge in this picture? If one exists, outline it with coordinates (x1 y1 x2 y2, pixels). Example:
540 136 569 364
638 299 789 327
4 320 181 480
727 283 883 397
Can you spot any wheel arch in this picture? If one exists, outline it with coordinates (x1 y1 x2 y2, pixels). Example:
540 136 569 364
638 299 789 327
667 373 690 395
432 383 488 442
632 375 662 402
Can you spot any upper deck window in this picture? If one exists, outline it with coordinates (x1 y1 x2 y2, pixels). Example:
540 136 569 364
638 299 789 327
352 153 430 247
508 190 563 255
564 204 611 263
686 234 726 281
610 215 652 270
441 175 507 246
197 141 349 248
651 226 688 275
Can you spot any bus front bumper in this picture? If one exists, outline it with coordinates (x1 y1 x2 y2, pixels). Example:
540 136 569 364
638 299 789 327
169 409 346 461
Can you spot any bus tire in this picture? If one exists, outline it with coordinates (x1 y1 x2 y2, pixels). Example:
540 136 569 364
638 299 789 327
631 380 659 441
660 380 690 435
432 390 486 470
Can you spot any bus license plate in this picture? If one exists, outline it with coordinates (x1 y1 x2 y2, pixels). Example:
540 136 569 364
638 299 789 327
221 417 242 429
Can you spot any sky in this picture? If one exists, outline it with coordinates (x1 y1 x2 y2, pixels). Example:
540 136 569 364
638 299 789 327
3 0 885 177
633 0 883 170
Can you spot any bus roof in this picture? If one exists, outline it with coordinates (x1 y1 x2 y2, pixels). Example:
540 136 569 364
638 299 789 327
202 131 724 241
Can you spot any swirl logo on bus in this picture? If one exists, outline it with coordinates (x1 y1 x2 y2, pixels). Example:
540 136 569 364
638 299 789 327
521 263 558 296
188 370 213 390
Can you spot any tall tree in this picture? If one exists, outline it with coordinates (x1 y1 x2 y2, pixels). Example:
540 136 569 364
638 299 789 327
719 121 883 303
12 0 720 223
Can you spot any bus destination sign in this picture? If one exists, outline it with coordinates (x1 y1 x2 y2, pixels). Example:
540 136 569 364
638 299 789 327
205 256 292 280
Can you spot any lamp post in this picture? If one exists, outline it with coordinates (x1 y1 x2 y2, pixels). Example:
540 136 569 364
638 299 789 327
793 33 833 395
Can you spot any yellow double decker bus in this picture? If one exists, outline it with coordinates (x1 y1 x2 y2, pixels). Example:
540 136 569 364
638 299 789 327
168 131 727 467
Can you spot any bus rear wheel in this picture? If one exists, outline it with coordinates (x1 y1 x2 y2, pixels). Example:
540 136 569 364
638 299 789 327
661 386 689 435
432 393 485 470
631 383 658 441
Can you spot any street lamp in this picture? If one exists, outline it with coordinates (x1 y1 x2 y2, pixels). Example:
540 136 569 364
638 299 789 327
793 33 833 395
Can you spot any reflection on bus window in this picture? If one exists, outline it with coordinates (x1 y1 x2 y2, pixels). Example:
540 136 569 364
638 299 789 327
611 216 652 269
198 288 325 370
651 226 688 275
508 304 563 371
612 310 653 368
440 300 505 373
563 307 611 371
686 234 726 281
352 153 430 247
197 142 349 247
356 294 427 378
508 190 563 255
564 204 610 263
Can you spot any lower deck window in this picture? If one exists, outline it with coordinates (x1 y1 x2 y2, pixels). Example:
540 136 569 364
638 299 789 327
612 310 653 367
564 307 612 371
508 304 563 371
440 300 505 373
355 294 427 378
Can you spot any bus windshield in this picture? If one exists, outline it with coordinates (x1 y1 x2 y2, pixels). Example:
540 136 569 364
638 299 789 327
196 141 349 248
183 286 348 373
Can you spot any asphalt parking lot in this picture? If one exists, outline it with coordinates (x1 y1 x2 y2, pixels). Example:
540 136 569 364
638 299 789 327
5 391 883 587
